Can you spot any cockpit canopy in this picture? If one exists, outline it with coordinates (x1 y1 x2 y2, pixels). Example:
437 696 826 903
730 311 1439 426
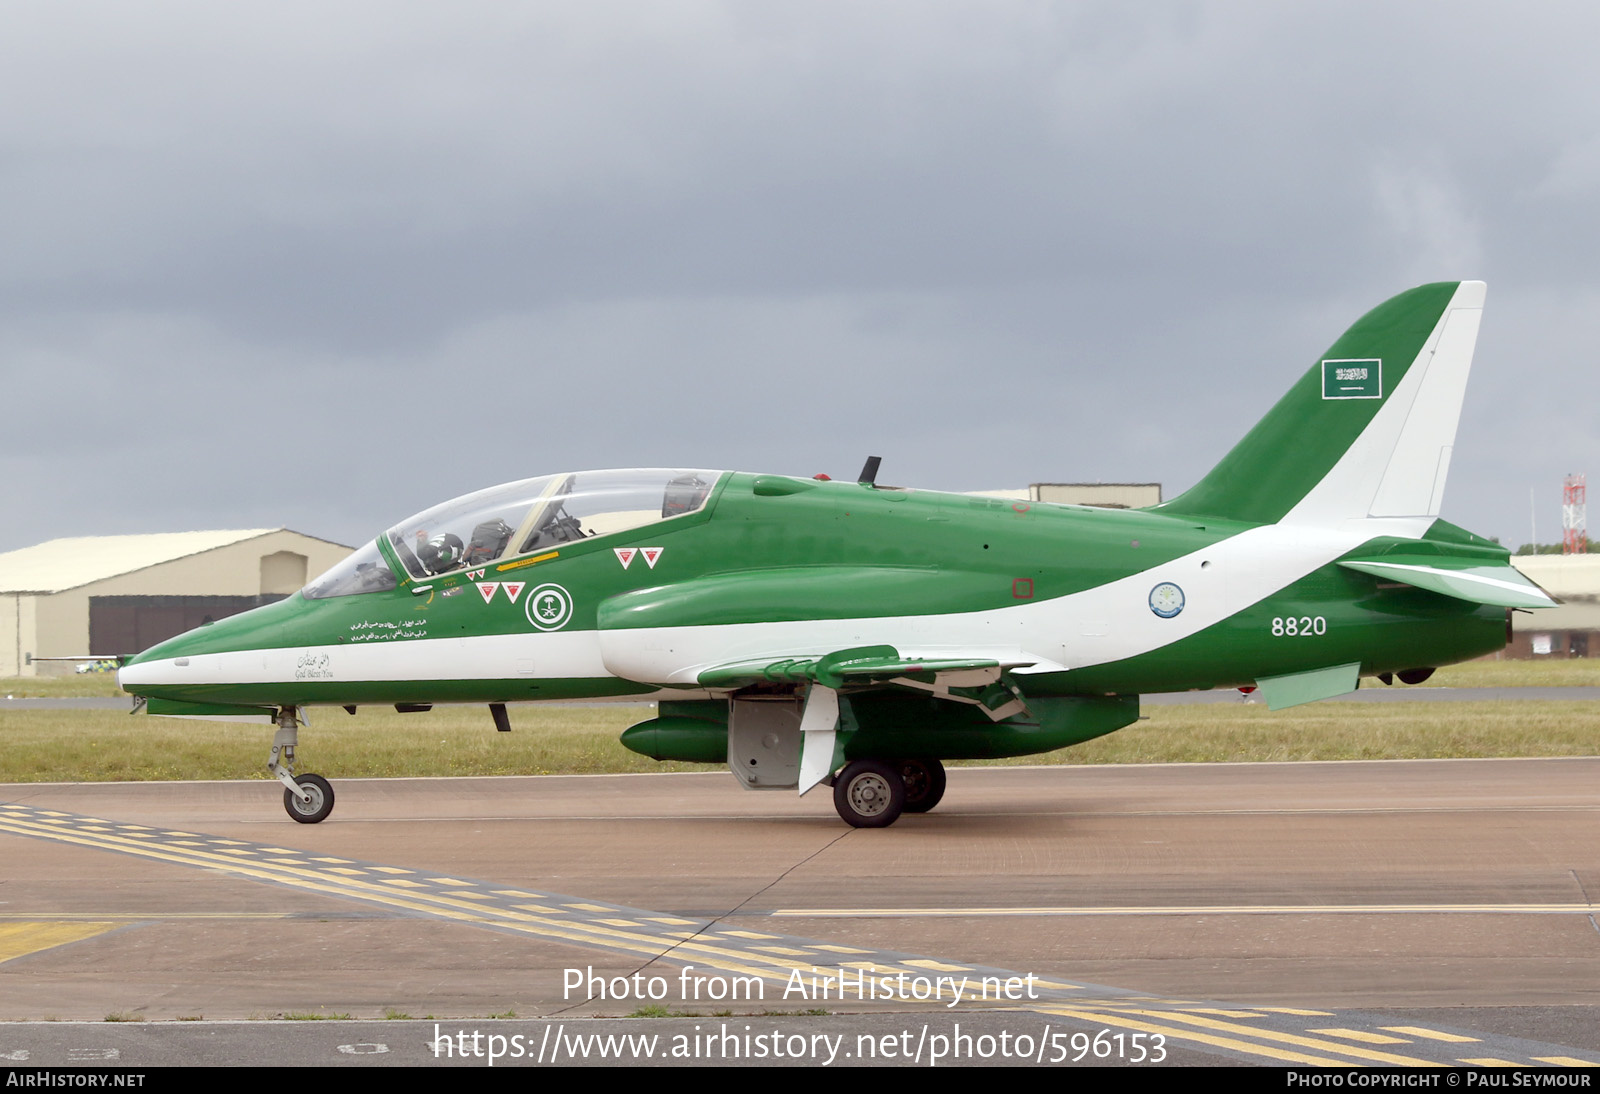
303 469 719 599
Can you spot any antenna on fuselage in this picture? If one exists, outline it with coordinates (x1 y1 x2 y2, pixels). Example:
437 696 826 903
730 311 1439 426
858 456 882 486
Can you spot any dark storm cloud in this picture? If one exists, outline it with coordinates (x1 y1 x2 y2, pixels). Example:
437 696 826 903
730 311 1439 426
3 2 1600 552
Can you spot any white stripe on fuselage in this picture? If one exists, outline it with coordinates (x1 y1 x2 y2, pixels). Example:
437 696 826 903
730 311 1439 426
597 517 1434 685
118 628 612 689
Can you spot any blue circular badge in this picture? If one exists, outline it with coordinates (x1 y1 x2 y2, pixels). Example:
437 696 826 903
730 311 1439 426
1149 581 1185 619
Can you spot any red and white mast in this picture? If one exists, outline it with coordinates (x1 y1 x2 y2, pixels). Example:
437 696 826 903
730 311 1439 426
1562 473 1587 554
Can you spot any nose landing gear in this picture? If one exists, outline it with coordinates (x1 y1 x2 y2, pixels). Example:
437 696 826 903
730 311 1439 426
268 707 336 824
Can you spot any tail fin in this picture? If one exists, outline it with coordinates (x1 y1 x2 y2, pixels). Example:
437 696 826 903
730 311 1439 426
1159 281 1486 526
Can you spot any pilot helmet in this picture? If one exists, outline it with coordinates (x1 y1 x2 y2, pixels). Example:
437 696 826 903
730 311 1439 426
421 532 465 572
662 474 710 518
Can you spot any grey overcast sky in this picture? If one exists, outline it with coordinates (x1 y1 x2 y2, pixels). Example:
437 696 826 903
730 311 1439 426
3 1 1597 554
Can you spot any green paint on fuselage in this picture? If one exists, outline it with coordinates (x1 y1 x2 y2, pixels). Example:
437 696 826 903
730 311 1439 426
1049 567 1506 697
122 472 1508 708
125 476 1245 657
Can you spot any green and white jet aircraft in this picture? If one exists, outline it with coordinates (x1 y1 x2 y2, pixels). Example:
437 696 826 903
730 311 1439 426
118 280 1553 828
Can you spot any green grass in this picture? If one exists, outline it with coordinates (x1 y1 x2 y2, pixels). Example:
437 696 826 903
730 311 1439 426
282 1011 352 1021
0 705 706 782
0 687 1595 784
1 656 1595 784
0 674 125 698
2 655 1593 704
1427 658 1600 687
978 698 1600 766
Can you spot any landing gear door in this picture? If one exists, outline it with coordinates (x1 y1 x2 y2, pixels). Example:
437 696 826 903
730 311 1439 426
728 699 801 790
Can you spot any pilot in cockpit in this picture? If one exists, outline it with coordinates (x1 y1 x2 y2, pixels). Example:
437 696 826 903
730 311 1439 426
521 502 588 552
416 531 465 575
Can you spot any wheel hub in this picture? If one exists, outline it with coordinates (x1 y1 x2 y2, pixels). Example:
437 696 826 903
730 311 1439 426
902 764 928 801
848 774 891 816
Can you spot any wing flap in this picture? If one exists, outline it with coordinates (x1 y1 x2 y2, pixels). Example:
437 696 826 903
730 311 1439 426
696 644 1034 722
697 644 1005 689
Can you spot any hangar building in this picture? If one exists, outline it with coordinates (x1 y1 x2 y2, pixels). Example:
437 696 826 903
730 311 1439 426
968 483 1164 508
1508 555 1600 659
0 530 352 676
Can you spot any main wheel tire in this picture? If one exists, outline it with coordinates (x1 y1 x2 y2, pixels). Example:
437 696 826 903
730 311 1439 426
900 758 947 814
283 773 335 824
833 759 905 828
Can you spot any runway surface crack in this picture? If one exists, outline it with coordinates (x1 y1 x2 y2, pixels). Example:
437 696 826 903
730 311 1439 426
547 829 852 1016
1570 869 1600 935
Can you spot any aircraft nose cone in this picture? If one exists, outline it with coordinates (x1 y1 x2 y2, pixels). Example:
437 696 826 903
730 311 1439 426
118 656 186 691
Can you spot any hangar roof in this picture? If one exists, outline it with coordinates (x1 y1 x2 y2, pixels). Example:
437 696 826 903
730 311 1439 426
0 529 341 594
1512 554 1600 600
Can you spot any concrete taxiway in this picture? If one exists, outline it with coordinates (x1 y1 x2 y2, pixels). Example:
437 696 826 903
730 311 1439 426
0 758 1596 1066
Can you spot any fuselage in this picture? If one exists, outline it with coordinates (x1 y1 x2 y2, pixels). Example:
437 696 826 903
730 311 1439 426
117 469 1507 710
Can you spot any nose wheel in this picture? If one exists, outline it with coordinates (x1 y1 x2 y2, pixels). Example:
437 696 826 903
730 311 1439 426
833 759 906 828
283 773 335 824
268 707 337 824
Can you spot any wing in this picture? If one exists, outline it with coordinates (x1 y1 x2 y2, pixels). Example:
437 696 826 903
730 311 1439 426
695 643 1036 795
694 643 1031 720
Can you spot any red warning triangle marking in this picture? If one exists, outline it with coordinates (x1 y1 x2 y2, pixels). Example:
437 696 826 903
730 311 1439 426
614 548 636 569
641 547 663 569
501 581 524 604
477 582 498 603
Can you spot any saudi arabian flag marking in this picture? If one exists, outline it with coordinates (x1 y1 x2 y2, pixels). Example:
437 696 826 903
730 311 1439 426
1322 358 1382 400
525 584 573 631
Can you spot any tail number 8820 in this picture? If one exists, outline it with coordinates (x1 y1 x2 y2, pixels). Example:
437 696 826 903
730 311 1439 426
1271 616 1327 637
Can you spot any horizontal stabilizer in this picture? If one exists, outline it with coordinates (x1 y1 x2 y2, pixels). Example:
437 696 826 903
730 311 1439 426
1338 556 1557 609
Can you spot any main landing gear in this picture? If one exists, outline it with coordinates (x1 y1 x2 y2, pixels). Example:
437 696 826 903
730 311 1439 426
900 758 947 814
268 707 336 824
831 758 945 828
